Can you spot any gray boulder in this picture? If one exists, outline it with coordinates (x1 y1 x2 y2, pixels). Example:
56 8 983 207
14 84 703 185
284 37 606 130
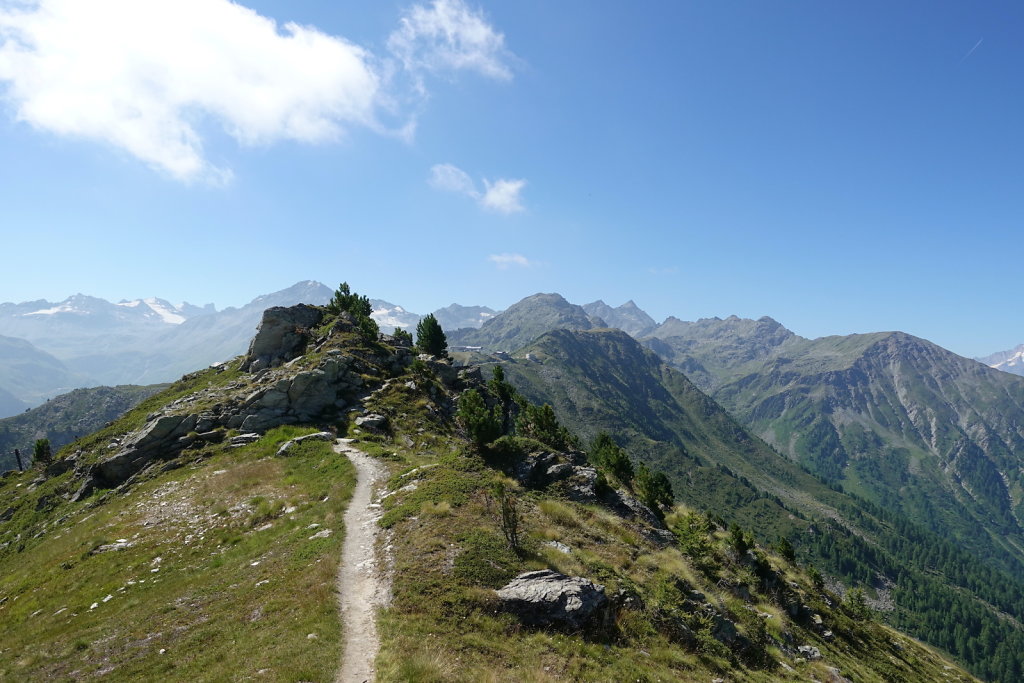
355 413 388 432
798 645 822 660
242 305 324 371
496 569 607 630
276 432 335 456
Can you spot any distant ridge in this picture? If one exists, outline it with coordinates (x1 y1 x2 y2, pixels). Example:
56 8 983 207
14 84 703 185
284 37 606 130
978 343 1024 377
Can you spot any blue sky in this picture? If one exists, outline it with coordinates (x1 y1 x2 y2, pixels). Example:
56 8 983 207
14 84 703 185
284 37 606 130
0 0 1020 357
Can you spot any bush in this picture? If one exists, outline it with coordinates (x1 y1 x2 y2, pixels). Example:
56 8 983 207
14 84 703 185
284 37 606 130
490 481 522 553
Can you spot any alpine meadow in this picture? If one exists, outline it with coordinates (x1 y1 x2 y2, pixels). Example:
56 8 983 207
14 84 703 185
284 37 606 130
2 1 1023 682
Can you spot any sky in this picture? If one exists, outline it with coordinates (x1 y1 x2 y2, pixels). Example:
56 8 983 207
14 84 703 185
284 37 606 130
0 0 1021 358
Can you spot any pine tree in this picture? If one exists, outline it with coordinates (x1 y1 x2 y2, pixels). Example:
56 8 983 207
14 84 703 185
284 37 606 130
33 438 52 466
457 389 501 448
415 313 448 357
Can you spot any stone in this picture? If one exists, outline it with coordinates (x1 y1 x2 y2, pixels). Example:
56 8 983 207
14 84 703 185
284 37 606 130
242 305 324 371
798 645 822 660
230 433 262 447
355 414 388 432
276 432 335 456
496 569 607 630
826 667 853 683
544 540 572 554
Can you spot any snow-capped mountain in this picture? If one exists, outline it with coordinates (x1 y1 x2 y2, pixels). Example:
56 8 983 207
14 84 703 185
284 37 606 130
370 300 422 333
977 344 1024 377
0 282 333 392
114 298 216 325
0 281 496 410
432 304 499 332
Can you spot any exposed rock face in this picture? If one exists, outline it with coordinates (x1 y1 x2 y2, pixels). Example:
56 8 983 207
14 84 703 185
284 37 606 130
496 569 607 629
512 449 597 502
242 305 324 372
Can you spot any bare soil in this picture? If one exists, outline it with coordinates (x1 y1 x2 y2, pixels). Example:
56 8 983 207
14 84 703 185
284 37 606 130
334 439 389 683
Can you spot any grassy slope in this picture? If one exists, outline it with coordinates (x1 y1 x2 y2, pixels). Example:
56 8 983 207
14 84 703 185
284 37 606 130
360 377 975 682
498 328 1024 682
0 379 356 682
0 384 169 472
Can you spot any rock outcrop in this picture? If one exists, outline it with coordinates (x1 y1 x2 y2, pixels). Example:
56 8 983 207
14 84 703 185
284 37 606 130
242 304 324 372
69 306 416 499
496 569 607 630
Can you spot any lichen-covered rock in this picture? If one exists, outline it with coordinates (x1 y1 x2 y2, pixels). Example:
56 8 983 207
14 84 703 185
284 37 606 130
496 569 607 630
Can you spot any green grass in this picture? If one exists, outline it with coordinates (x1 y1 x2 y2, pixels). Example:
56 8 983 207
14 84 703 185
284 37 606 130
0 426 356 682
371 435 976 683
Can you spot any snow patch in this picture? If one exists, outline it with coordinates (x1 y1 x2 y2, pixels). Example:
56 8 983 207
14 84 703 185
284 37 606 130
143 298 187 324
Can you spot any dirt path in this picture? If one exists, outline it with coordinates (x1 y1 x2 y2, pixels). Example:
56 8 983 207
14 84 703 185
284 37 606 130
334 438 389 683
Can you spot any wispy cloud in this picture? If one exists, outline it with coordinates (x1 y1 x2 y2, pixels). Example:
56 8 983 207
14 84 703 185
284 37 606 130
388 0 513 86
481 178 527 213
960 38 984 64
430 163 526 214
429 162 477 195
0 0 513 183
488 253 535 269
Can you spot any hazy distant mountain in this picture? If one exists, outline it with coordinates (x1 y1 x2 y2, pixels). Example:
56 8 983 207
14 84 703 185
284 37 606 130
0 335 83 417
368 301 499 334
369 300 421 334
431 303 498 332
0 294 213 358
582 300 656 338
0 281 334 392
96 280 334 384
0 386 27 418
447 293 605 351
0 281 506 402
978 343 1024 377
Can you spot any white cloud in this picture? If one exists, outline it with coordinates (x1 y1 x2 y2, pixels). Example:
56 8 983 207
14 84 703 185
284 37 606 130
429 162 476 195
388 0 512 83
429 162 525 214
481 178 526 214
0 0 513 183
488 253 534 269
0 0 381 183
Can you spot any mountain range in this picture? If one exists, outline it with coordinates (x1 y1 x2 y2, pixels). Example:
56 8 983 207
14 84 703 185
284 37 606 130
0 297 985 681
977 343 1024 377
0 282 498 417
451 294 1024 577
